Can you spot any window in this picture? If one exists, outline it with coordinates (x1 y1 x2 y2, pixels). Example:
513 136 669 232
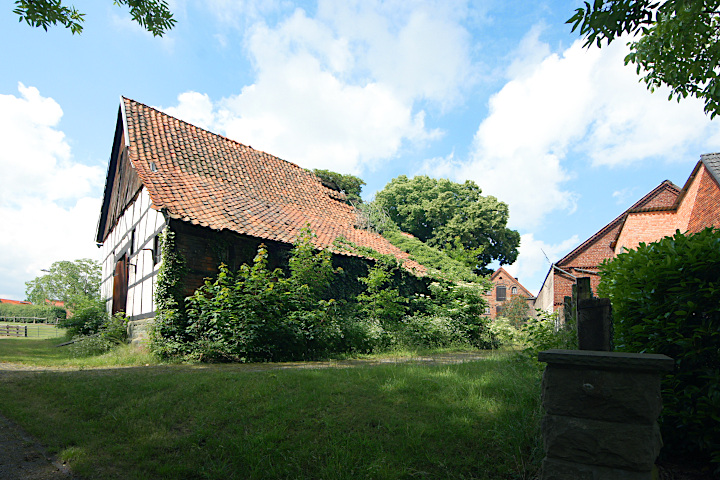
511 286 518 295
153 235 161 266
496 305 503 316
496 285 506 301
484 306 490 315
130 228 137 254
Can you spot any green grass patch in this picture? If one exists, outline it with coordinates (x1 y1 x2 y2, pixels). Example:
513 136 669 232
0 353 542 479
0 338 159 368
0 322 65 339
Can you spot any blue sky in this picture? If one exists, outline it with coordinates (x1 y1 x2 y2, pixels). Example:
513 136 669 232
2 0 719 301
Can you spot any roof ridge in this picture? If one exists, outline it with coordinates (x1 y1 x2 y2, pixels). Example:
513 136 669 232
121 96 308 173
557 180 679 266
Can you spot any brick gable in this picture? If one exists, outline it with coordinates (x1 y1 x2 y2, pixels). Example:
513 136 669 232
486 267 535 319
537 155 720 313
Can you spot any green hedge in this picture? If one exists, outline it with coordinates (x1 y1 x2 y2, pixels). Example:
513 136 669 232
0 303 66 322
599 228 720 466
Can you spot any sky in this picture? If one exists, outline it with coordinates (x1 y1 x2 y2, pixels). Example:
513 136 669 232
2 0 720 301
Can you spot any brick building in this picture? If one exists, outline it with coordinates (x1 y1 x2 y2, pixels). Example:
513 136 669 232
485 266 535 320
535 153 720 312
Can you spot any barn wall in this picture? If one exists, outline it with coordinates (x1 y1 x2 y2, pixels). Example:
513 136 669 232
100 187 166 324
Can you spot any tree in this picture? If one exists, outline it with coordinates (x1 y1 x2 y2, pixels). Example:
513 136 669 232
12 0 175 36
373 175 520 274
568 0 720 118
312 169 366 204
25 258 101 308
497 294 531 328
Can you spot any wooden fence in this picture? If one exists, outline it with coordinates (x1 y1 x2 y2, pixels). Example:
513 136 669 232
0 323 64 339
0 316 59 324
0 324 27 337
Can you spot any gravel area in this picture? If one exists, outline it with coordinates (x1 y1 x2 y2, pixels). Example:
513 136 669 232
0 414 77 480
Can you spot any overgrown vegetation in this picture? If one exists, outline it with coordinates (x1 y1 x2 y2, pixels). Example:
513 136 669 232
152 227 497 362
373 175 520 274
312 168 366 204
599 228 720 467
151 228 190 358
67 313 129 357
518 310 576 360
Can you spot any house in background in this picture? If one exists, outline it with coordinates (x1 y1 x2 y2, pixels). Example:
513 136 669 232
0 298 31 306
485 267 535 320
536 154 720 313
96 98 424 343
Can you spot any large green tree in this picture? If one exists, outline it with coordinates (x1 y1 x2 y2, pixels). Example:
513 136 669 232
568 0 720 117
12 0 175 36
25 258 101 307
373 175 520 274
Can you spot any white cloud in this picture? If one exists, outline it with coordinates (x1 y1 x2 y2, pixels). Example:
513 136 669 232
162 91 216 131
502 233 580 295
160 1 472 174
0 84 103 299
449 30 720 230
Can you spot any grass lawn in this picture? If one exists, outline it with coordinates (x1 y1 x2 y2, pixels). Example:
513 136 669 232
0 337 156 367
0 322 65 339
0 344 542 480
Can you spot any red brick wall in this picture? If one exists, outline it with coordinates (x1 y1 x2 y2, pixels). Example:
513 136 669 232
614 210 678 253
642 187 680 209
486 271 534 319
675 165 703 232
551 269 601 311
688 166 720 232
560 224 619 269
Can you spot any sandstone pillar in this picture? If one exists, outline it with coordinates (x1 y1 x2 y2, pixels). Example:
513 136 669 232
538 349 674 480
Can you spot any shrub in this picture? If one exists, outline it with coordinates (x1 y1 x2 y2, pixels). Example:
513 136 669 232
180 229 343 362
69 313 128 357
598 228 720 466
412 281 494 349
519 310 576 360
356 256 407 325
489 316 523 347
60 297 108 336
395 315 467 349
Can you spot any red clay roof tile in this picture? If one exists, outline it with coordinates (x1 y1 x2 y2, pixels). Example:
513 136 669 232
121 97 424 274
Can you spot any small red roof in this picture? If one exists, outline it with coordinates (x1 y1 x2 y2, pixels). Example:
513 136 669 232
0 298 31 305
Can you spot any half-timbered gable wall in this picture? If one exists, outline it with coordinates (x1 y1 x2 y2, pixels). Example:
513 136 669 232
99 187 166 322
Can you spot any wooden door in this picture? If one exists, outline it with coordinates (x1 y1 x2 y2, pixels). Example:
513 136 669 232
112 253 129 315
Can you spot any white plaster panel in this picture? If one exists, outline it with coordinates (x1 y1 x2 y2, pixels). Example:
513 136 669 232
141 278 154 315
125 282 135 316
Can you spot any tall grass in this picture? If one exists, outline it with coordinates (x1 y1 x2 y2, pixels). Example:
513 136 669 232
0 353 542 479
0 337 158 367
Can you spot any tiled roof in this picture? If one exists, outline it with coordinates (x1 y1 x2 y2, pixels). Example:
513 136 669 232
0 298 31 305
121 97 424 273
557 180 680 266
701 153 720 186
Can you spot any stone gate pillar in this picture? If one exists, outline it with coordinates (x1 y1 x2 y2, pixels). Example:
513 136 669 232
538 349 674 480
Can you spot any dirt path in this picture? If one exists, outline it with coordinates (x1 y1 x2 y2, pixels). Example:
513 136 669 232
0 414 77 480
